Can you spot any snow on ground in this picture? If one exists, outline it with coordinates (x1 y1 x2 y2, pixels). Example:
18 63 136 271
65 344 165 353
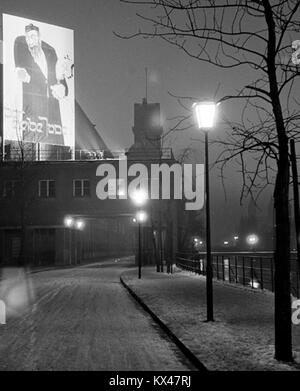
122 266 300 371
0 260 195 371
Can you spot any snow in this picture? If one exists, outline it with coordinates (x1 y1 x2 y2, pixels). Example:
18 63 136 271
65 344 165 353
122 266 300 371
0 260 195 371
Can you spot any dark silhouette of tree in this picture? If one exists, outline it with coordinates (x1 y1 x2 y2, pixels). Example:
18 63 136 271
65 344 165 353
3 107 43 266
117 0 300 362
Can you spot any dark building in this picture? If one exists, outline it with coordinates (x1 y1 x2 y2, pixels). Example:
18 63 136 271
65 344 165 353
127 98 173 161
0 93 180 267
0 160 136 265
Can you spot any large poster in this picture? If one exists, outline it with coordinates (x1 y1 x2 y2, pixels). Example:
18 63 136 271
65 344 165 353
3 14 74 148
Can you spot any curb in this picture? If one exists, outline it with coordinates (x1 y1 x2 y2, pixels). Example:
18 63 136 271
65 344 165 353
120 275 207 372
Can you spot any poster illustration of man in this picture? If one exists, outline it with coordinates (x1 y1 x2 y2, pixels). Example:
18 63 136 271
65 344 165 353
3 14 75 151
14 23 68 145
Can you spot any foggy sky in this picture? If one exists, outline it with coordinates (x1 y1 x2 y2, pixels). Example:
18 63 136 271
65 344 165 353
0 0 276 243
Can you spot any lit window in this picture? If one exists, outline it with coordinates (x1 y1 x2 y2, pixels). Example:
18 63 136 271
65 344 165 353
39 180 56 198
73 179 90 197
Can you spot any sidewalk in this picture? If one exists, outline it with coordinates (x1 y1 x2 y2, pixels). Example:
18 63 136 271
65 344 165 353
0 256 122 277
121 266 300 371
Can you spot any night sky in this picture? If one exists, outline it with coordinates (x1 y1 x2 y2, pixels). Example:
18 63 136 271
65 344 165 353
0 0 274 242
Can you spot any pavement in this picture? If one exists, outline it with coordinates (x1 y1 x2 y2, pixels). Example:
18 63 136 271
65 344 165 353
121 265 300 371
1 257 299 371
0 257 198 371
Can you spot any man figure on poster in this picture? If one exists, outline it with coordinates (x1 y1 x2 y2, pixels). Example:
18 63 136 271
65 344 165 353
14 23 69 145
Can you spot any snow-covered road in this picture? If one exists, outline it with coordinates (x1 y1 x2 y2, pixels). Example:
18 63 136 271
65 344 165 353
0 258 195 371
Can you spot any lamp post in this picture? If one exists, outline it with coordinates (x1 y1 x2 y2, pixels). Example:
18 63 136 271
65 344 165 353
75 219 85 264
136 210 148 279
64 216 74 264
246 234 259 251
194 101 217 322
130 189 148 278
233 235 239 249
64 216 85 265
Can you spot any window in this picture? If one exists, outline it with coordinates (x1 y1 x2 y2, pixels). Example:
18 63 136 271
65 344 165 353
73 179 90 197
3 180 21 198
39 180 56 198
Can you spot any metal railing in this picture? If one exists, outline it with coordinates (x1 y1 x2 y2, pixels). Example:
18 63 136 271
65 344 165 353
176 251 300 298
2 145 173 162
125 148 173 160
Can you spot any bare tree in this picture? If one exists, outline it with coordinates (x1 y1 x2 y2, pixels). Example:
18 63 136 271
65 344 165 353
117 0 300 362
3 108 42 266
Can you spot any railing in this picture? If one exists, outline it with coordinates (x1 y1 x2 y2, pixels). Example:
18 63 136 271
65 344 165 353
2 145 112 161
2 145 173 162
176 251 300 298
125 148 173 160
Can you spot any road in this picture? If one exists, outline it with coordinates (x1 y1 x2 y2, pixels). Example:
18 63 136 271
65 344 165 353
0 258 195 371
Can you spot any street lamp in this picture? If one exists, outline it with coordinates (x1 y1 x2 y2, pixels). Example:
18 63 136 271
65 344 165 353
64 216 85 264
64 216 74 264
135 210 148 279
246 234 259 251
194 101 217 322
130 189 148 206
64 216 74 228
75 219 85 230
131 189 148 279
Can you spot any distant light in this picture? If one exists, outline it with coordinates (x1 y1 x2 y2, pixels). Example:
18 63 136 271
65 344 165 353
247 234 259 245
76 220 85 230
234 236 239 240
252 280 260 289
118 189 126 197
132 217 137 223
194 238 199 243
136 211 147 223
199 241 203 245
64 216 73 228
224 241 229 245
130 189 148 206
193 101 217 129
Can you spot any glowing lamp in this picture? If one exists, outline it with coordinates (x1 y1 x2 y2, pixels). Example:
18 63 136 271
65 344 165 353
246 234 259 246
75 220 85 230
194 101 217 129
64 216 73 228
130 189 148 207
136 211 147 223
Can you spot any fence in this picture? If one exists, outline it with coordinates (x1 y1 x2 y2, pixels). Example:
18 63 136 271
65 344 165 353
2 145 173 162
176 251 300 298
2 145 112 161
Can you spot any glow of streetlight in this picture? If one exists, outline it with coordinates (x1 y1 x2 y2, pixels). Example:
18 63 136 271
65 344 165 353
252 279 260 289
130 189 148 207
193 101 217 129
246 234 259 245
136 211 147 223
64 216 73 228
75 220 85 230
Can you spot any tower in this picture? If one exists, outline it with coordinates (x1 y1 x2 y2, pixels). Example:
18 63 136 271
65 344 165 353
127 97 163 160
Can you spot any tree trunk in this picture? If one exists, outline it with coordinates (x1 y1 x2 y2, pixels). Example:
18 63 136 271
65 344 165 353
263 0 293 362
274 150 293 362
290 139 300 274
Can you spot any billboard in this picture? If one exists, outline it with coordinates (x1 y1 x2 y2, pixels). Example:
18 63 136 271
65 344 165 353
3 14 74 149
